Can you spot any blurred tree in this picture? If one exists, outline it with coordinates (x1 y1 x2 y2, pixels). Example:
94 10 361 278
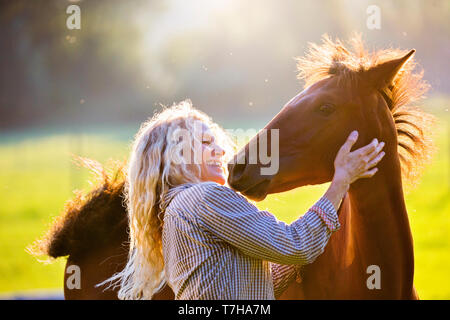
0 0 448 131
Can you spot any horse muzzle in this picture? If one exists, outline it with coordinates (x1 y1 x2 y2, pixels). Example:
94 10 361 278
227 157 273 201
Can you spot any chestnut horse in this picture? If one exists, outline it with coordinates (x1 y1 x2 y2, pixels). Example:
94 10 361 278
32 35 434 299
228 35 435 299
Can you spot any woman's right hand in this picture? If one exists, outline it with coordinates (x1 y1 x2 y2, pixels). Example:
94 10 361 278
333 130 385 185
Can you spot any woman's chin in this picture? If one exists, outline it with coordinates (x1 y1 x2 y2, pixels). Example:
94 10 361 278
210 175 226 185
205 172 226 185
201 165 227 185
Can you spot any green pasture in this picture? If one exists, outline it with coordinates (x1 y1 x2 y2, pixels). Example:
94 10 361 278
0 108 448 299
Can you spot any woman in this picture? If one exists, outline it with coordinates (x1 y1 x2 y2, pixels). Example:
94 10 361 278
102 100 385 300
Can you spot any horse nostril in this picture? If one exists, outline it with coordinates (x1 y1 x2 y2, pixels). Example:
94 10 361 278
228 152 248 184
230 163 247 181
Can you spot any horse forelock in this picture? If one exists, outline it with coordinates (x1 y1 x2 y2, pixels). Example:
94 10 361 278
295 33 437 188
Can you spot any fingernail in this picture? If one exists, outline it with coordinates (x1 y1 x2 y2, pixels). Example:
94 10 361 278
351 130 358 137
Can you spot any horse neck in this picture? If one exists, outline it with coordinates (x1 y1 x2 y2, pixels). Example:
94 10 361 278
348 145 408 227
345 143 415 295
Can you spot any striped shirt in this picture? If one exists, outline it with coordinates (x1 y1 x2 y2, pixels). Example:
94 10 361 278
161 182 340 300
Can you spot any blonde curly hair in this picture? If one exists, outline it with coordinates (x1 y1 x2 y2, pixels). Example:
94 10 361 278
99 100 234 299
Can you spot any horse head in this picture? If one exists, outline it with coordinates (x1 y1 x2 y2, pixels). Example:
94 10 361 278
228 35 431 201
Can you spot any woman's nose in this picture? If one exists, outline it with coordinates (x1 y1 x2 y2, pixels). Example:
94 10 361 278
213 144 225 157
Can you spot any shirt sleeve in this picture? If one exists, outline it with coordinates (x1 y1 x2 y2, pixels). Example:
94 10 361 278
195 183 340 266
270 263 301 299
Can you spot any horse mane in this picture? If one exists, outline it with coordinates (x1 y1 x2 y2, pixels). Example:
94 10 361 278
28 157 128 261
296 34 436 187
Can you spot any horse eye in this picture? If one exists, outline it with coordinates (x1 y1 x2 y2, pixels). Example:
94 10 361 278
202 140 212 145
318 104 335 115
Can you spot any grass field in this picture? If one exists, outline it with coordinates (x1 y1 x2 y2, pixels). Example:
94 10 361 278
0 106 448 298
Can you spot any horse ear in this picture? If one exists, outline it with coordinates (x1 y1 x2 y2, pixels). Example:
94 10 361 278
364 49 415 89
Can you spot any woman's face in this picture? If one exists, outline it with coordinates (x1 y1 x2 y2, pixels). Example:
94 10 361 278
199 125 226 185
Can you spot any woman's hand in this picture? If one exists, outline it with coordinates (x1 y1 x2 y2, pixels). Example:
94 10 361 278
333 130 385 185
323 130 385 211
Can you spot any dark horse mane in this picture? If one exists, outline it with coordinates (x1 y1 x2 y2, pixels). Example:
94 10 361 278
29 157 128 260
31 34 436 265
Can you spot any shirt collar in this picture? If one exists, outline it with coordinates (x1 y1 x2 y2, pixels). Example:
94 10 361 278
160 182 196 210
